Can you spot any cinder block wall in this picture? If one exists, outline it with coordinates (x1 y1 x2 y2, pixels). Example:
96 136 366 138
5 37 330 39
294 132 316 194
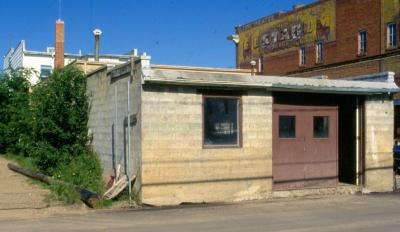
87 64 142 191
364 95 394 192
87 68 116 177
140 87 273 206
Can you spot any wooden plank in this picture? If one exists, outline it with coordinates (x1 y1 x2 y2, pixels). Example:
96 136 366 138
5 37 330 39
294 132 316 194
103 175 136 200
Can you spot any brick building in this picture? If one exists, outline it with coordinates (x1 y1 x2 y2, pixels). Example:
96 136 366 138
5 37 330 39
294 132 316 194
233 0 400 136
234 0 399 77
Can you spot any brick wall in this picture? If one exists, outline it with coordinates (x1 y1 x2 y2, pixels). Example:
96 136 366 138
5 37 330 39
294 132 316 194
54 20 65 68
335 0 381 62
291 59 381 79
260 0 384 77
288 53 400 79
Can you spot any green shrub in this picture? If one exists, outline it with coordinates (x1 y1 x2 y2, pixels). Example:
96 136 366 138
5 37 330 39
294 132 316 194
30 67 90 174
0 68 32 154
1 66 105 205
54 149 103 194
49 183 81 205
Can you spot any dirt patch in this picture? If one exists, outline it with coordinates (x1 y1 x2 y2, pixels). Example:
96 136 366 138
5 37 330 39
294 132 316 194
0 156 90 220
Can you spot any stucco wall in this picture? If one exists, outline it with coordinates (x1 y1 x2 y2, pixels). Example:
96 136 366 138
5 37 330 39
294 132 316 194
140 87 273 206
364 95 394 192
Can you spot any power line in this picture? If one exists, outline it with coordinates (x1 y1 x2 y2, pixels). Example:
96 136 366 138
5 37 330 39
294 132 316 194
58 0 62 20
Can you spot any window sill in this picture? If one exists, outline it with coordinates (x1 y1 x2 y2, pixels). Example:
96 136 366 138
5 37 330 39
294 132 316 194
357 53 367 57
203 144 242 149
386 46 398 51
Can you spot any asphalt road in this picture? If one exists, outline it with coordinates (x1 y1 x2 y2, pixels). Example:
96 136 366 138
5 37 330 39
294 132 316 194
2 194 400 232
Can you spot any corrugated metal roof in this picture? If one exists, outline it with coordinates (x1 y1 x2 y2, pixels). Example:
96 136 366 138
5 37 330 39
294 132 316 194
143 69 400 95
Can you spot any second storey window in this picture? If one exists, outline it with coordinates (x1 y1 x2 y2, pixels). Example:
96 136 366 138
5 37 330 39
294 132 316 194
299 47 306 66
358 30 367 55
316 42 323 63
203 96 241 148
258 56 264 73
388 23 397 48
40 65 52 79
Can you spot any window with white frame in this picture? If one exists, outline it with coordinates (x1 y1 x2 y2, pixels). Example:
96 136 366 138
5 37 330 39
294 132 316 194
299 47 306 66
358 30 367 55
316 42 323 63
388 23 397 48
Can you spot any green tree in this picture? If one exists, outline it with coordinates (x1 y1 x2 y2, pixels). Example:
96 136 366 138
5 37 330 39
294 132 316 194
0 68 32 154
30 66 90 174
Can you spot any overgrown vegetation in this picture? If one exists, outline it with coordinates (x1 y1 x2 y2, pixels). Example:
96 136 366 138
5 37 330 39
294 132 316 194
0 68 32 155
0 66 104 206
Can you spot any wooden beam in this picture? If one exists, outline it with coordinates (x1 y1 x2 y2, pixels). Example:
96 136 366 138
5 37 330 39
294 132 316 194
7 163 100 208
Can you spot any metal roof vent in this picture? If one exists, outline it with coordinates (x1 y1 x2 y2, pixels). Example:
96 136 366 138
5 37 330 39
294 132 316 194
93 29 102 61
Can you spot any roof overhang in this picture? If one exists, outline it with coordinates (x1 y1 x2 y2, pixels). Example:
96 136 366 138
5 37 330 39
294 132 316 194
143 69 400 96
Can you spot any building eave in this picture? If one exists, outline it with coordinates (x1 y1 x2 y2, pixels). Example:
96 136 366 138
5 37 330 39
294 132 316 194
143 69 400 96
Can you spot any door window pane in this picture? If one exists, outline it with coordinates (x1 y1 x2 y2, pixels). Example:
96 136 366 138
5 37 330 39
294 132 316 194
204 97 240 146
279 116 296 138
314 116 329 138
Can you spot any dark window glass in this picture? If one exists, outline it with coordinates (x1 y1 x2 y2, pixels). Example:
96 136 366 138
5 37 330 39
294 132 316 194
204 97 240 146
314 116 329 138
279 116 296 138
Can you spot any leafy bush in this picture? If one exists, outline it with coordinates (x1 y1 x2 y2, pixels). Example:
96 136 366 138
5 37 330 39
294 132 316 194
48 149 103 205
54 149 103 194
0 68 32 154
30 67 90 174
0 66 105 206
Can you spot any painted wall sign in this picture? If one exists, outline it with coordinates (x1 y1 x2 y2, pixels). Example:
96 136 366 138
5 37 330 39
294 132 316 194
237 0 336 67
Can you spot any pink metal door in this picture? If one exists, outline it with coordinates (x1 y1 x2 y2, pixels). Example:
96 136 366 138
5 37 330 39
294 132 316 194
273 104 338 190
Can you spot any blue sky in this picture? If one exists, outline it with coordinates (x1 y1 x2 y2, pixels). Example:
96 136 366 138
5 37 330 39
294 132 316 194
0 0 314 69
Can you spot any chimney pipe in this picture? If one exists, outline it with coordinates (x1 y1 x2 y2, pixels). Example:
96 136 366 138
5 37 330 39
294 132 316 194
54 20 65 68
93 29 102 62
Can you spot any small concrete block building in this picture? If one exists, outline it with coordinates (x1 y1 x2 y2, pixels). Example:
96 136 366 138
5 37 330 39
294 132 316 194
87 56 399 206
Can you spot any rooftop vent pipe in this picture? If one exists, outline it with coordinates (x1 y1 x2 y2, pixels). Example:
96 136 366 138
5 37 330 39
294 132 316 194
93 29 102 61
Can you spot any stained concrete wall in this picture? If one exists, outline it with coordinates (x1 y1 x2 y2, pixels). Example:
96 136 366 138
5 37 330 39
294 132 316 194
364 95 394 192
87 62 142 197
87 68 115 176
140 87 273 206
